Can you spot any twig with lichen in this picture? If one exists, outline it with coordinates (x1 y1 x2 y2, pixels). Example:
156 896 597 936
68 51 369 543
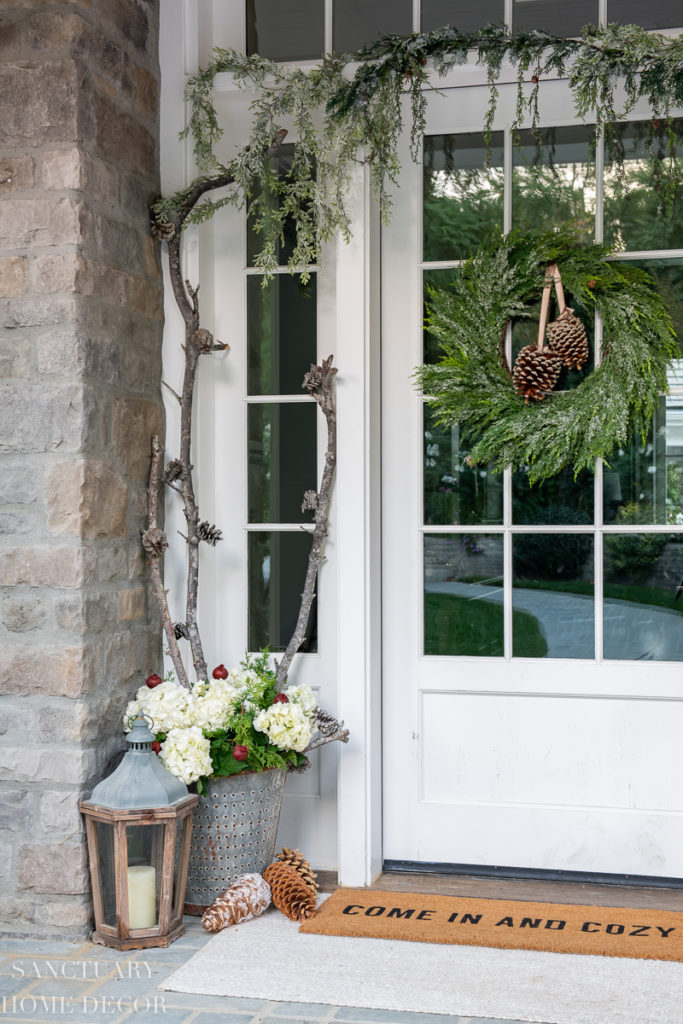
275 356 338 690
142 434 191 689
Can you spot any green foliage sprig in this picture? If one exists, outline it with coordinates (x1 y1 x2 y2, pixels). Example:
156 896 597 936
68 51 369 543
414 229 678 484
153 23 683 276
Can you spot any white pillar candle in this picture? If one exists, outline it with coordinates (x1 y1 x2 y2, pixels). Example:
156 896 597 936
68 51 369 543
127 865 156 929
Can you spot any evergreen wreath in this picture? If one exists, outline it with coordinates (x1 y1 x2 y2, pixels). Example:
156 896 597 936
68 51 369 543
414 230 679 485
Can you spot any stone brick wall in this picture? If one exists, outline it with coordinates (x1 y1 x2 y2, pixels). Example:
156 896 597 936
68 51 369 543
0 0 163 938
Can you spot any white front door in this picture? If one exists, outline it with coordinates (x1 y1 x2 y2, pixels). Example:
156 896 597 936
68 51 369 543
382 81 683 878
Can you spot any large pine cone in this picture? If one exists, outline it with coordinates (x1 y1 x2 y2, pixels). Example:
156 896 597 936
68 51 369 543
263 861 317 922
546 308 589 370
512 345 562 403
275 847 319 894
201 873 271 933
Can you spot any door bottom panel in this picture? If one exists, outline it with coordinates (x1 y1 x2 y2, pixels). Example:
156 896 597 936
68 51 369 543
383 860 683 890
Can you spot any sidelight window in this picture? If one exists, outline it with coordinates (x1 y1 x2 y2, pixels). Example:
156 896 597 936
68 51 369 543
246 145 319 652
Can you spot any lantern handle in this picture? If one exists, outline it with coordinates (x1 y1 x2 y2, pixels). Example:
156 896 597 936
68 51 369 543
126 712 157 734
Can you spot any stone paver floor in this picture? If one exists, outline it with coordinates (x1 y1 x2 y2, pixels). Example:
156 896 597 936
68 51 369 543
0 918 543 1024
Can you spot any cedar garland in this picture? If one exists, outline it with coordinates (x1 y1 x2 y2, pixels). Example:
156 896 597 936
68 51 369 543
153 23 683 278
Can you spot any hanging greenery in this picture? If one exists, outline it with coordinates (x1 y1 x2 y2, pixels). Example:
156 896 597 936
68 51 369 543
152 23 683 275
414 229 678 484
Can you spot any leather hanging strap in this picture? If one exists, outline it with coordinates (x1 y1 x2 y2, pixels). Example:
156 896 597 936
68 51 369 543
535 262 565 351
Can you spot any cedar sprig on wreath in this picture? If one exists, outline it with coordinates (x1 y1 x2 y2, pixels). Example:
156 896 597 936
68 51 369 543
414 229 678 486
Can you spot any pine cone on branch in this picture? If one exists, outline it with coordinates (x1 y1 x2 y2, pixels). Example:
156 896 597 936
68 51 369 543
141 527 169 557
150 217 176 241
546 308 589 370
201 873 271 932
275 847 319 894
263 861 317 922
301 490 318 512
312 707 343 737
512 345 562 403
162 459 184 483
173 621 190 640
197 521 223 546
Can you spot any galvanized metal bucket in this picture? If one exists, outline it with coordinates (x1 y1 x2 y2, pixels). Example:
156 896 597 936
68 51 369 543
184 768 287 914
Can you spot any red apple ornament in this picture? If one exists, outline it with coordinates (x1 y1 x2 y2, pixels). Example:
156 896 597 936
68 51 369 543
212 664 229 679
273 693 289 704
151 741 162 755
233 745 248 761
146 673 163 688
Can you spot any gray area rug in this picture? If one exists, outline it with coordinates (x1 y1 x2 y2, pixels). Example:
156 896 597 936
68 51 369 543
161 903 683 1024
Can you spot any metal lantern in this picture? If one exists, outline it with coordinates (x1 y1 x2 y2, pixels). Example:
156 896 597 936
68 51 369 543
79 714 198 950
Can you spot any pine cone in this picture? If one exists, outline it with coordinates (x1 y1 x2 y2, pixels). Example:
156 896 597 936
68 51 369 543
141 527 169 557
546 308 589 370
201 873 271 933
192 328 214 353
150 217 175 241
312 707 343 737
512 345 562 403
162 459 184 483
263 861 317 922
173 621 190 640
197 521 223 546
301 490 318 512
275 847 319 894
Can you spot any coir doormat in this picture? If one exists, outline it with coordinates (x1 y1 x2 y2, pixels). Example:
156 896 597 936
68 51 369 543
299 887 683 962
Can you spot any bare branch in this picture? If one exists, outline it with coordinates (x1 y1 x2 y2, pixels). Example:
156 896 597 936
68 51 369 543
275 357 338 688
162 380 182 404
145 434 191 690
146 127 291 688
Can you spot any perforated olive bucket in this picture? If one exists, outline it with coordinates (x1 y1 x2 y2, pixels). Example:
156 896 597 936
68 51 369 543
184 768 287 914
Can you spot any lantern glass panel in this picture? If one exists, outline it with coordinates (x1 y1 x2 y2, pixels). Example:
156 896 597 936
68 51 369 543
94 821 117 928
126 824 164 930
172 818 191 922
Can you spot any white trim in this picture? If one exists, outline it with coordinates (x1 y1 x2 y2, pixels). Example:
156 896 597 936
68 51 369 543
336 161 383 886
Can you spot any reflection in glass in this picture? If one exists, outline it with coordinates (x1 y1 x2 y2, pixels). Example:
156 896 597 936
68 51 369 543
247 275 317 395
512 126 595 237
513 466 594 524
424 407 503 525
246 0 324 60
422 0 504 32
512 0 597 35
248 403 317 523
604 534 683 661
603 398 683 526
424 268 460 365
424 533 504 656
513 533 594 658
249 532 317 652
607 0 683 30
603 121 683 253
247 144 313 268
334 0 411 52
424 133 504 262
94 821 116 927
614 259 683 358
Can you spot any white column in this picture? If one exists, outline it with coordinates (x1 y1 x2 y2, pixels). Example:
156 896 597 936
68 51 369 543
336 164 383 886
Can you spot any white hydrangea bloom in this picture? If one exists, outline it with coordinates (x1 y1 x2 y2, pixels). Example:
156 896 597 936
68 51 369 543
160 726 212 785
123 680 192 735
253 702 312 753
191 677 244 731
227 668 257 693
284 684 317 715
